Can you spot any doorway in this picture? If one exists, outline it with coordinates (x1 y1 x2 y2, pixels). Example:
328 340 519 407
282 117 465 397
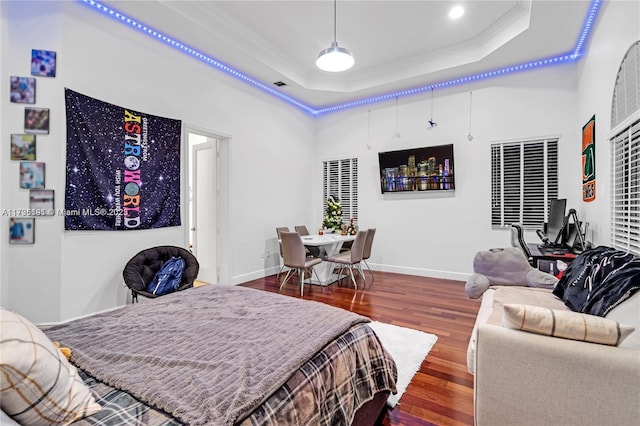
187 128 230 285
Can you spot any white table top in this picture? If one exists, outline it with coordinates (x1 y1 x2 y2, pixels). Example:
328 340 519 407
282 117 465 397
299 233 356 246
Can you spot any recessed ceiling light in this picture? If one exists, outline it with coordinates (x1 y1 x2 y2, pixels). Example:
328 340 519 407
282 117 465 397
449 5 465 20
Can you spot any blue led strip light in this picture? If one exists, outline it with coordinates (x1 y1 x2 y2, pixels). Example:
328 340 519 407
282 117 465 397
314 53 578 116
78 0 315 115
79 0 602 117
573 0 602 57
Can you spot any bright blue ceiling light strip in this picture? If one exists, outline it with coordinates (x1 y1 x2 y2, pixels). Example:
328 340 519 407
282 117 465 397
572 0 601 57
314 53 578 116
78 0 602 118
313 0 603 116
78 0 316 116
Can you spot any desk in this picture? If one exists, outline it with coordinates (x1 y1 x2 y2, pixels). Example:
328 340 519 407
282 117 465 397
527 243 577 275
300 234 356 286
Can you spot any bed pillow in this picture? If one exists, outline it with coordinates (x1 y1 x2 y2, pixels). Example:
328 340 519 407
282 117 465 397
502 304 635 346
0 308 101 425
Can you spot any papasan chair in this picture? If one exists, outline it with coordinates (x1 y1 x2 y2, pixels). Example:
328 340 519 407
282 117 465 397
122 245 200 302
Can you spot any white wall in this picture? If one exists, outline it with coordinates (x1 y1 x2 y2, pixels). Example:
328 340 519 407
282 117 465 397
574 0 640 244
1 1 316 322
314 67 579 279
312 0 639 280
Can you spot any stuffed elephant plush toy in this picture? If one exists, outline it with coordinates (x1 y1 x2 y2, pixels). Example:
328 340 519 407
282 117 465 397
464 247 559 299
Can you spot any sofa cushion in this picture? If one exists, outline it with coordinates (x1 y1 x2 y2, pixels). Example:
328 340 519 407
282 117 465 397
502 304 635 346
605 292 640 350
0 308 101 425
466 286 568 374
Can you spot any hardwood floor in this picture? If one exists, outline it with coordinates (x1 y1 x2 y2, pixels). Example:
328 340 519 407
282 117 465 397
240 270 482 426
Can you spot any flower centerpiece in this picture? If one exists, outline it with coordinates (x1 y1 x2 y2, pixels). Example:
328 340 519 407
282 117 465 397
323 195 343 232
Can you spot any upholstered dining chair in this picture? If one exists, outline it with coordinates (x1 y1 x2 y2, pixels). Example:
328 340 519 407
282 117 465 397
275 226 290 279
361 228 376 281
326 230 368 290
294 225 321 258
279 231 322 296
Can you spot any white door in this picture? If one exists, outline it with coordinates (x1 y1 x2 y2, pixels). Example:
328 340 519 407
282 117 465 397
190 136 217 284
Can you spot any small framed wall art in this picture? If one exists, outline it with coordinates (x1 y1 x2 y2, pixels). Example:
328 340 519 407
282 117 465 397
11 134 36 160
19 161 45 189
10 76 35 104
9 217 35 244
24 107 49 134
30 189 55 214
31 49 57 77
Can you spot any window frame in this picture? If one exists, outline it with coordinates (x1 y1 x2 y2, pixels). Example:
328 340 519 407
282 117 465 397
490 137 559 230
322 157 358 225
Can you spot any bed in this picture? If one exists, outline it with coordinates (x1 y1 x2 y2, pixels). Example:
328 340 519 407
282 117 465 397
9 284 397 425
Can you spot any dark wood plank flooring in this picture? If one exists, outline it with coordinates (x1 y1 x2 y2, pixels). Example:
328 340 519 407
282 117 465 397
240 270 481 426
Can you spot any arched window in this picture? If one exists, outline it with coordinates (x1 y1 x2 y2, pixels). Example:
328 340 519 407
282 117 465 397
610 41 640 254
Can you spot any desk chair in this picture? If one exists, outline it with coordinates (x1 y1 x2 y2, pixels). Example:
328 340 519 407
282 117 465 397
279 231 322 296
326 230 368 290
510 223 533 265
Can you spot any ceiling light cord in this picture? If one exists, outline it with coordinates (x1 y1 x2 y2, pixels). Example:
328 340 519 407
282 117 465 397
366 109 372 150
333 0 337 42
316 0 354 72
428 88 437 129
468 91 474 141
395 96 401 138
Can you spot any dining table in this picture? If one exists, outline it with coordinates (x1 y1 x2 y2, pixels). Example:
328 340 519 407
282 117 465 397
299 233 356 286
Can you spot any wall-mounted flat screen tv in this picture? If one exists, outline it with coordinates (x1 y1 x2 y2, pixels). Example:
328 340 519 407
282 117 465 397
378 143 455 193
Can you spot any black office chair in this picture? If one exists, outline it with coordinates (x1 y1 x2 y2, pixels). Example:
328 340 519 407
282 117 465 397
123 245 199 302
510 223 533 265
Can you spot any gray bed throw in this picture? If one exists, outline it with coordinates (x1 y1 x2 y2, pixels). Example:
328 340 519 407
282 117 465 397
44 285 369 425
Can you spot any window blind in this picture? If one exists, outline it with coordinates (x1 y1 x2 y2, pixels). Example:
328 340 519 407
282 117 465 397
323 158 358 223
611 116 640 255
491 138 558 228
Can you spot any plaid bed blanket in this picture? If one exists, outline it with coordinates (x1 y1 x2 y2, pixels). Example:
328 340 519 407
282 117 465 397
72 323 396 425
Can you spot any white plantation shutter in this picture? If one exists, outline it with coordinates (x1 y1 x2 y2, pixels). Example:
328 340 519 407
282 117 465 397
323 158 358 223
611 42 639 129
611 115 640 255
610 42 640 256
491 138 558 228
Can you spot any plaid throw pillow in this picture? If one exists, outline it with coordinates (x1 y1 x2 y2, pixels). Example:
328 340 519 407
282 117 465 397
0 308 101 425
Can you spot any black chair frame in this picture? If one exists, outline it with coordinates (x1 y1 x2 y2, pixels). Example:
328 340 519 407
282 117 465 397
123 245 199 302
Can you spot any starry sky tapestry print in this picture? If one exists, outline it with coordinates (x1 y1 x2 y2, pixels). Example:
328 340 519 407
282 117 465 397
64 89 181 230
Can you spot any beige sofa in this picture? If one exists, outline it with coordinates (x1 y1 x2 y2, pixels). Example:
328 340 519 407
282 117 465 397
467 260 640 425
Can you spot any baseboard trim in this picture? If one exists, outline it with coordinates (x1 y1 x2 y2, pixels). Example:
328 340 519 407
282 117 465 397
372 262 470 282
233 263 470 285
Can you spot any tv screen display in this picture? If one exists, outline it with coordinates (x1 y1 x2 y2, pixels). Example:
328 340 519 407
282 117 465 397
378 143 455 193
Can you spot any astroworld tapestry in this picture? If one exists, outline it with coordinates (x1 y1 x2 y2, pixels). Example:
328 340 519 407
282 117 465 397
64 89 181 230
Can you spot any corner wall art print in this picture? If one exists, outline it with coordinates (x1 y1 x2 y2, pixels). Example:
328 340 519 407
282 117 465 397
582 114 596 202
64 89 181 230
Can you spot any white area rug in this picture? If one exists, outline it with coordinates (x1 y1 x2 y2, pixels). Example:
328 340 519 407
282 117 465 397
367 321 438 407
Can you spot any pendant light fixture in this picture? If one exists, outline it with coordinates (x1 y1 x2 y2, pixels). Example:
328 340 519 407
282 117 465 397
316 0 354 72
